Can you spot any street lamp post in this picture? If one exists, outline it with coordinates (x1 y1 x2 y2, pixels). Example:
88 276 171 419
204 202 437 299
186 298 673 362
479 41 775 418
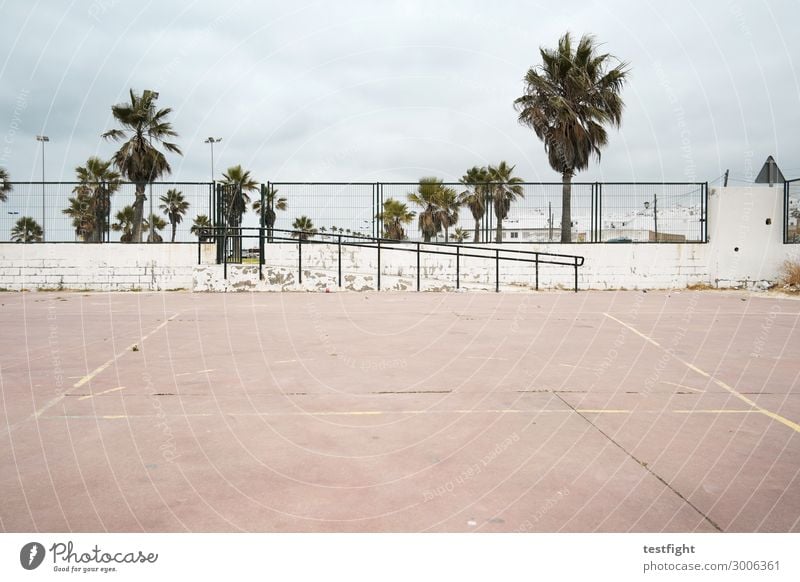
205 137 222 221
36 135 49 240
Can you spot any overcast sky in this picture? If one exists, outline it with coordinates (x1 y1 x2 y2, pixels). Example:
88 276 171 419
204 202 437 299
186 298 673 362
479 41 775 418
1 0 799 185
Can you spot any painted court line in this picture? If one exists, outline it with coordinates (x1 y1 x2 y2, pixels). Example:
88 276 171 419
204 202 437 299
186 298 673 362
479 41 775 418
43 408 761 420
603 312 800 433
29 314 179 421
77 386 125 400
661 380 705 393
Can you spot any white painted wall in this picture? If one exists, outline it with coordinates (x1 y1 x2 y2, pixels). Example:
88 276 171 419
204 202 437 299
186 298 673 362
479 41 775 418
2 186 797 292
0 243 196 291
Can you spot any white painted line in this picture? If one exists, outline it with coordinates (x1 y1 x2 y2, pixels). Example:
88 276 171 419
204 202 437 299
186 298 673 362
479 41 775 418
174 368 216 377
661 381 705 393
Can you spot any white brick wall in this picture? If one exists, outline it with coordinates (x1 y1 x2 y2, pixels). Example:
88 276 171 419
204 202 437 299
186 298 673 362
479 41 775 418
0 243 196 291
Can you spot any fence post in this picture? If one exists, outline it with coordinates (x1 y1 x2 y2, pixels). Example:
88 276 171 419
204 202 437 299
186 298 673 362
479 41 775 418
535 252 539 290
298 235 303 284
495 249 499 293
417 242 421 291
338 234 342 287
259 183 266 281
377 236 381 291
456 246 460 289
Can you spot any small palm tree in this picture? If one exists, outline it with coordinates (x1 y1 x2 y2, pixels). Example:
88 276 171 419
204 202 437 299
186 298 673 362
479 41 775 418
459 166 490 243
221 165 258 223
159 189 190 242
102 89 182 242
408 177 457 243
252 185 287 239
0 167 12 202
379 198 415 240
452 227 470 243
190 214 213 242
291 216 316 241
112 205 137 242
145 213 167 242
62 190 96 241
488 161 525 243
72 156 121 242
514 33 628 242
11 216 43 242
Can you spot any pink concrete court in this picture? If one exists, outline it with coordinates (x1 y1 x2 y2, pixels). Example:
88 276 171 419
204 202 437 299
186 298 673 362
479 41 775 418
1 290 798 532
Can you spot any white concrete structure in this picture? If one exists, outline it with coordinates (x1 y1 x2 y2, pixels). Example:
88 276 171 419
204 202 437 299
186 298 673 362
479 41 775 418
0 243 195 291
1 186 797 292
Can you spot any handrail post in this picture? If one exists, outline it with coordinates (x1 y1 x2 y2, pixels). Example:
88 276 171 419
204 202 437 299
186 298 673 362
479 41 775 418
298 235 303 284
377 236 381 291
495 248 499 293
456 246 460 289
416 242 421 291
574 259 578 292
535 252 539 290
338 234 342 287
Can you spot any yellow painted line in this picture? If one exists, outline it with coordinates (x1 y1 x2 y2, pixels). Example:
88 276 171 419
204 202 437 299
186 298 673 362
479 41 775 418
603 313 800 433
73 315 178 390
27 314 179 421
577 409 631 414
673 409 754 414
78 386 125 400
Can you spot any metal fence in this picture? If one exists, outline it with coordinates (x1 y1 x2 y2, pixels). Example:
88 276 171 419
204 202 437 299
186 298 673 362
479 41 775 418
0 180 709 244
785 179 800 243
266 181 708 244
0 182 213 243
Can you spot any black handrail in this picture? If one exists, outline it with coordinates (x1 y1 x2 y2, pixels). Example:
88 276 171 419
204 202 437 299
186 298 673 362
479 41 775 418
200 226 585 292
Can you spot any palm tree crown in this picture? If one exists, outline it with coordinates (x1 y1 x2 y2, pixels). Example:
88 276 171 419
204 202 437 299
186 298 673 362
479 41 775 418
11 216 43 243
71 156 121 242
514 32 628 241
459 166 490 243
291 215 316 241
379 198 416 240
221 165 258 223
102 89 182 242
0 167 11 202
488 161 525 243
407 177 459 243
159 188 190 242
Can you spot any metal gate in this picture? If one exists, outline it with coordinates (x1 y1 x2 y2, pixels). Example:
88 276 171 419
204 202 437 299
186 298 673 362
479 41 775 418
214 182 244 263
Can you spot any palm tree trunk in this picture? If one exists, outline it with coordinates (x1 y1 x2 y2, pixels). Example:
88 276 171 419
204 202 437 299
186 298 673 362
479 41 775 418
473 218 480 244
561 172 572 243
171 220 177 243
132 183 147 243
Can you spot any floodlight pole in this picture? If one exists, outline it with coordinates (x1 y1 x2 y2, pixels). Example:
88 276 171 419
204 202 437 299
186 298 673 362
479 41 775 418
205 137 222 181
36 135 49 240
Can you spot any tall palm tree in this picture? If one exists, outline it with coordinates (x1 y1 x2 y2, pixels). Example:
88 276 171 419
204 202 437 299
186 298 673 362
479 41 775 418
0 167 11 202
291 215 316 241
379 198 415 240
144 213 167 242
220 165 258 225
73 156 121 241
102 89 182 242
514 32 628 242
62 190 96 241
459 166 490 243
191 214 213 242
112 205 137 242
488 161 525 243
252 185 287 239
159 189 189 242
452 227 470 243
408 177 457 243
11 216 43 242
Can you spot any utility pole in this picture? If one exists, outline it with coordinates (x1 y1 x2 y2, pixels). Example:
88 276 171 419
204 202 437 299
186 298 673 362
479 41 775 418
205 137 222 181
36 135 49 241
548 201 553 241
723 169 729 187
